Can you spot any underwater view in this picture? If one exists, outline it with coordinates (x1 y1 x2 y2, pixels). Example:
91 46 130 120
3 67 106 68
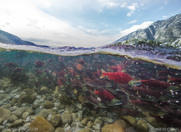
1 0 181 132
0 49 181 132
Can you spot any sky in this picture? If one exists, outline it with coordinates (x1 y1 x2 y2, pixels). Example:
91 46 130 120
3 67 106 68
0 0 181 47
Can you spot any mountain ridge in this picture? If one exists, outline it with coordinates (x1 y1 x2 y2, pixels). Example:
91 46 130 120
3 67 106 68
0 30 37 46
114 13 181 45
0 30 49 48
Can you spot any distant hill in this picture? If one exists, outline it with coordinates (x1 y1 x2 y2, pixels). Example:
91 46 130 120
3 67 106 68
0 30 49 48
113 13 181 47
0 30 37 46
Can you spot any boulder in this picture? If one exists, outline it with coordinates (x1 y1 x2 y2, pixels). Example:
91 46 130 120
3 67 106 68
122 116 137 128
19 95 36 104
29 116 55 132
0 107 11 124
136 120 149 132
102 120 125 132
44 101 54 109
61 112 72 125
50 114 62 127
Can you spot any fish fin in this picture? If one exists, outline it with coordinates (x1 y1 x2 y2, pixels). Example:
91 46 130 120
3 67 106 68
122 70 126 73
128 80 142 86
100 69 106 79
111 99 122 106
167 75 171 82
97 97 102 102
101 69 105 73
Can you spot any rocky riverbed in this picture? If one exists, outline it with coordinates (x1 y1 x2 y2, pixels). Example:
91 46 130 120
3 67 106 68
0 77 156 132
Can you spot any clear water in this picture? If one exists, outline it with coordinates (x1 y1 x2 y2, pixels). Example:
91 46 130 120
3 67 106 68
0 47 181 132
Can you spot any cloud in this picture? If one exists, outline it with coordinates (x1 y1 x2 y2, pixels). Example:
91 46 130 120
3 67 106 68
120 21 153 36
129 20 137 24
96 1 140 16
127 3 137 11
127 12 132 17
96 0 120 12
77 26 109 35
0 0 120 47
126 3 138 16
98 0 120 8
0 0 156 47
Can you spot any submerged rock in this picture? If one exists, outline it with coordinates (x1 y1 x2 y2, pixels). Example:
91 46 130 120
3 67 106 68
78 95 87 103
49 114 62 127
102 117 114 124
38 109 57 118
23 88 35 95
76 103 83 110
122 116 137 128
54 86 62 97
61 112 72 125
93 123 101 130
7 114 18 123
0 107 11 125
81 118 90 126
40 86 49 94
145 116 167 128
102 120 125 132
9 119 24 128
29 116 55 132
19 95 36 104
22 111 31 119
13 107 26 118
71 113 78 121
59 96 73 105
87 121 93 128
136 120 149 132
114 120 127 129
55 127 65 132
44 101 54 109
94 117 103 126
78 128 91 132
0 78 12 89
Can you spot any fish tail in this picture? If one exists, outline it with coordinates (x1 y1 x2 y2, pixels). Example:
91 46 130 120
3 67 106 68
128 80 142 86
167 75 171 82
100 69 106 79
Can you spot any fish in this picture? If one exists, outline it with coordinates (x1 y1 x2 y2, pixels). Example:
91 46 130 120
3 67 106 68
85 94 106 108
77 59 85 65
100 70 133 84
132 86 164 98
58 77 63 87
130 99 149 105
150 114 181 127
94 90 122 106
58 56 62 60
164 106 181 117
130 99 160 113
136 79 170 89
84 83 116 94
4 62 17 68
94 90 115 101
75 63 83 71
141 79 170 88
69 69 77 76
168 77 181 84
113 107 142 116
129 78 171 89
34 60 44 68
58 71 66 76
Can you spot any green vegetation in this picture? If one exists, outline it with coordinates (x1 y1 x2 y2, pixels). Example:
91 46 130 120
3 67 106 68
109 39 181 49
